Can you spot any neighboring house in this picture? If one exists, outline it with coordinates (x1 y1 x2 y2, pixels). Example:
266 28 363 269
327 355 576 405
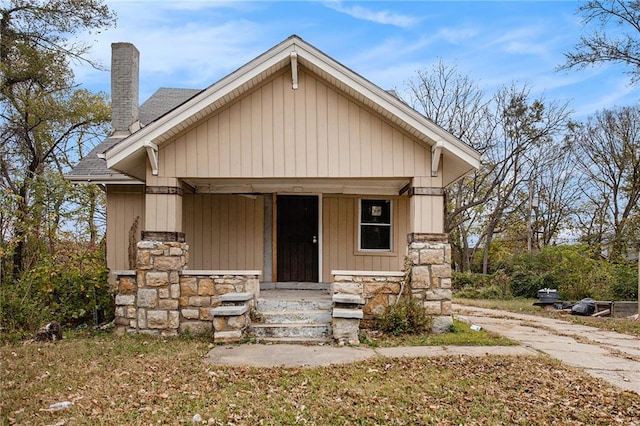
67 35 481 340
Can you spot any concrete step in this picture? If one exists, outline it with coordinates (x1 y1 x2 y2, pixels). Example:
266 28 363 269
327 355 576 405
249 323 331 340
252 336 331 344
251 290 334 343
261 282 331 291
258 310 333 324
257 298 332 312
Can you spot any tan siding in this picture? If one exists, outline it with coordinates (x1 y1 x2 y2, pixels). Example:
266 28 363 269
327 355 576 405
251 90 263 176
409 194 444 234
229 102 242 177
326 88 339 177
316 81 329 176
295 72 307 175
183 194 264 270
218 110 231 176
261 84 274 176
159 69 430 179
106 185 145 270
322 195 407 280
196 119 209 176
283 72 296 177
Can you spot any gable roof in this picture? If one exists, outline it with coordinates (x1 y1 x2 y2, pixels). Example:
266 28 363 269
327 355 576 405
67 87 201 183
105 35 480 185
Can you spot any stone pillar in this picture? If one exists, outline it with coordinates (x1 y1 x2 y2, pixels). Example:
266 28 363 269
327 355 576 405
113 272 137 335
135 241 188 336
407 233 452 333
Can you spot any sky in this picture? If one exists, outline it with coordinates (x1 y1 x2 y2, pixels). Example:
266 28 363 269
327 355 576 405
73 0 639 121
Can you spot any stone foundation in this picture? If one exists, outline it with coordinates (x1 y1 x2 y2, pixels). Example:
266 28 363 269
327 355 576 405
211 292 254 342
331 234 453 334
332 271 404 329
112 241 260 336
113 233 452 337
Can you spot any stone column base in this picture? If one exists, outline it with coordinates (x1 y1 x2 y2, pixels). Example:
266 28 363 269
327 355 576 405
407 233 452 334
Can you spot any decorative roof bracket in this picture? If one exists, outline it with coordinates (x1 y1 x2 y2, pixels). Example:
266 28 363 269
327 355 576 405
290 51 299 90
143 140 159 176
431 142 443 177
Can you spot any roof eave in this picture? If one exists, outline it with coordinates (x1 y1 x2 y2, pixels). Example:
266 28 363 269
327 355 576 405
64 174 143 185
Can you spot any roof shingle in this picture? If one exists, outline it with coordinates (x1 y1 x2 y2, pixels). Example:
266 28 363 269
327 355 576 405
67 87 202 181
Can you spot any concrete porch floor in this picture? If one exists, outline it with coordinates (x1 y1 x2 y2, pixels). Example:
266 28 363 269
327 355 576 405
258 289 331 300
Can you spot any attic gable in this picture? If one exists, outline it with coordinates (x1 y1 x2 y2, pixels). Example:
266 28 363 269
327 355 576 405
105 35 480 185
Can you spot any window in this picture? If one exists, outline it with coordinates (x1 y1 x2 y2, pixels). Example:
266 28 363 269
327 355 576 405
359 199 392 251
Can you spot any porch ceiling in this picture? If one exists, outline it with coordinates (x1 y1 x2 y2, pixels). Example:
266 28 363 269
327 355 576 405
183 178 410 196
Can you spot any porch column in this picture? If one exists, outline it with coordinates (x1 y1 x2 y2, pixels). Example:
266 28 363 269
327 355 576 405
135 175 187 336
407 177 452 333
143 176 184 242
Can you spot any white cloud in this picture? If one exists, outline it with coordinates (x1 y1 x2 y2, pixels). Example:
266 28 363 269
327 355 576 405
434 27 479 45
323 1 419 28
73 1 270 100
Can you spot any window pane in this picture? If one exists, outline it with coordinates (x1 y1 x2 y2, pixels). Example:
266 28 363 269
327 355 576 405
361 225 391 250
361 199 391 224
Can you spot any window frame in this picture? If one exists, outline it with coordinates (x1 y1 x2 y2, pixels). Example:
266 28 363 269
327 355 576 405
358 198 393 252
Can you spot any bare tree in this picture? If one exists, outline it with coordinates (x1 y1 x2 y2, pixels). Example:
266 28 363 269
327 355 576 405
570 106 640 259
406 62 496 271
532 144 582 247
406 64 573 273
561 0 640 84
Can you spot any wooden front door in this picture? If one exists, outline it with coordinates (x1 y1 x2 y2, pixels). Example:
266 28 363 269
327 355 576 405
276 195 319 282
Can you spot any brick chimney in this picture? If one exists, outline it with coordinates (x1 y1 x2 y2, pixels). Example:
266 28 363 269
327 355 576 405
111 42 140 136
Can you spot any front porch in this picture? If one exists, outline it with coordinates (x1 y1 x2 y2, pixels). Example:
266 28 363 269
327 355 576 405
112 236 452 342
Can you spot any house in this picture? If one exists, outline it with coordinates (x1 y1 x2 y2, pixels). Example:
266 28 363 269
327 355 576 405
67 35 481 341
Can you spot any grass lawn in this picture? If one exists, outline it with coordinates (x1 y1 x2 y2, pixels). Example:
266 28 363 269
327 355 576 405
2 333 639 425
360 319 516 347
455 298 640 337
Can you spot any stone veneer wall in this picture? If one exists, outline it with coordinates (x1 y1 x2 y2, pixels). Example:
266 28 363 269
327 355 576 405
407 233 452 333
332 233 453 333
332 271 404 328
179 272 259 335
112 240 260 336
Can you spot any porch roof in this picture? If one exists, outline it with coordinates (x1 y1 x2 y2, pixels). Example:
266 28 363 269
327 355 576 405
184 177 411 196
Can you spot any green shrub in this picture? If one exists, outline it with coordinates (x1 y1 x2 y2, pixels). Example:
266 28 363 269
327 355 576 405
376 298 432 336
455 243 637 302
452 271 491 290
609 262 638 300
506 250 560 298
0 242 112 342
453 270 511 299
547 245 612 300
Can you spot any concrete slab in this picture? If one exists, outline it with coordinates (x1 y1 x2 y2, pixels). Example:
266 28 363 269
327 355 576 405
204 343 539 369
200 303 640 395
455 304 640 395
219 292 254 302
205 343 375 367
375 345 537 358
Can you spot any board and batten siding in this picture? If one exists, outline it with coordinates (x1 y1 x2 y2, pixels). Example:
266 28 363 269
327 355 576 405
106 185 145 270
322 195 409 280
158 69 431 179
182 194 264 270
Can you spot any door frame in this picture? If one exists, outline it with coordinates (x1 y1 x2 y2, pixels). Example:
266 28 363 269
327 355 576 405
273 193 323 282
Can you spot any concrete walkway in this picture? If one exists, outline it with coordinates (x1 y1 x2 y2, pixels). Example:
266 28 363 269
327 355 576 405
454 304 640 394
205 343 535 368
205 305 640 395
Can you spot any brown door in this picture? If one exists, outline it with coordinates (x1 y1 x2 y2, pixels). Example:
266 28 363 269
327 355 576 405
276 195 319 282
